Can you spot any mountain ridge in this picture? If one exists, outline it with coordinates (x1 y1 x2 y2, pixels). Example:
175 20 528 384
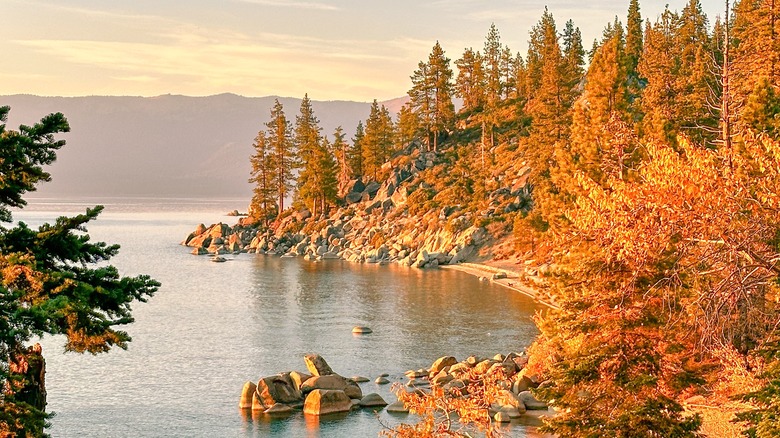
0 94 407 198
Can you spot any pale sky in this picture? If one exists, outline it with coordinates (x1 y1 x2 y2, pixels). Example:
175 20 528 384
2 0 724 102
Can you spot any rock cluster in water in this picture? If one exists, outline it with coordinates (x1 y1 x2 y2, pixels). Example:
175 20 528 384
240 351 548 425
400 351 549 423
240 354 388 416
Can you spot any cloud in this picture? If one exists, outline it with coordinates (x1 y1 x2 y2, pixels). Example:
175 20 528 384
11 28 415 100
234 0 339 11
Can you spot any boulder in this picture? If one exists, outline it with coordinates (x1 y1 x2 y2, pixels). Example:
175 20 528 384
493 411 511 423
191 247 208 255
303 389 352 415
304 354 334 376
430 356 458 376
345 192 363 205
289 371 312 392
405 369 428 379
187 233 212 248
375 376 390 385
358 393 388 407
512 375 534 394
300 375 362 399
351 376 370 383
239 381 257 409
386 400 409 413
352 326 372 334
255 374 303 409
517 390 548 410
497 389 526 413
264 403 293 415
363 181 381 198
431 370 454 386
474 360 496 374
449 362 470 375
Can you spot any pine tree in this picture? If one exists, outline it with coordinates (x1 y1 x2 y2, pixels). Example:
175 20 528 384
332 126 351 196
396 103 420 150
568 21 632 186
248 130 277 224
348 120 365 179
0 107 159 435
409 41 455 152
483 23 503 107
294 94 321 167
362 100 385 180
731 0 780 135
454 48 486 112
624 0 645 118
625 0 644 81
295 94 335 215
524 9 573 181
266 99 296 214
562 19 586 91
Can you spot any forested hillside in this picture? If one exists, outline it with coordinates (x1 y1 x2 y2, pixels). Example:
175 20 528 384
221 0 780 435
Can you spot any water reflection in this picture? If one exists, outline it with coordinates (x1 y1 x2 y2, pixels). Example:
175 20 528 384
244 255 544 436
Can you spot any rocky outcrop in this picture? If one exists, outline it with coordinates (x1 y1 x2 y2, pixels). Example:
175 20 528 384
241 354 385 418
182 144 535 276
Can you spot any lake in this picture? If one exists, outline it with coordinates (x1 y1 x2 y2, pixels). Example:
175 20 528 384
13 198 546 437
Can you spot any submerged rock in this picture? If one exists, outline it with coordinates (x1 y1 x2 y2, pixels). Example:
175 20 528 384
358 393 388 407
352 326 372 334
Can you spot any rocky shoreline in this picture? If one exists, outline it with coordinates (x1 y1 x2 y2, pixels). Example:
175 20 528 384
241 352 550 427
181 209 557 308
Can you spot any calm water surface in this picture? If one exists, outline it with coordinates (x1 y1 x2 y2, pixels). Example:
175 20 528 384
14 198 546 437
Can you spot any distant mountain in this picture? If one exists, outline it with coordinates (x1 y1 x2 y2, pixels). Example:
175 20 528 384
0 93 402 199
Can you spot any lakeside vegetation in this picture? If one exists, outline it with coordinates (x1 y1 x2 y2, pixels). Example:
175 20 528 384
241 0 780 436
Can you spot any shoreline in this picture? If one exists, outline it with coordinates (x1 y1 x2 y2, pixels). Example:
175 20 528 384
440 262 558 309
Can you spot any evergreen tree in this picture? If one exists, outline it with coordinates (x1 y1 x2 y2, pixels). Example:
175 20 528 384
639 8 679 143
731 0 780 133
266 99 296 214
362 101 395 180
524 9 573 182
294 94 337 216
625 0 644 94
454 48 486 112
294 94 321 166
248 130 277 224
332 126 351 196
0 107 159 435
568 21 632 186
483 23 503 107
562 19 586 91
409 41 455 152
396 103 419 149
348 120 365 179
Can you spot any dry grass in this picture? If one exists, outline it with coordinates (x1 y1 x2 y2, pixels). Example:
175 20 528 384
690 401 747 438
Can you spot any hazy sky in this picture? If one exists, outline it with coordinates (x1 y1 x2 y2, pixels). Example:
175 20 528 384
2 0 724 102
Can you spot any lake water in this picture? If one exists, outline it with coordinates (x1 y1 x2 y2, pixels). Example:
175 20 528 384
13 198 546 437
